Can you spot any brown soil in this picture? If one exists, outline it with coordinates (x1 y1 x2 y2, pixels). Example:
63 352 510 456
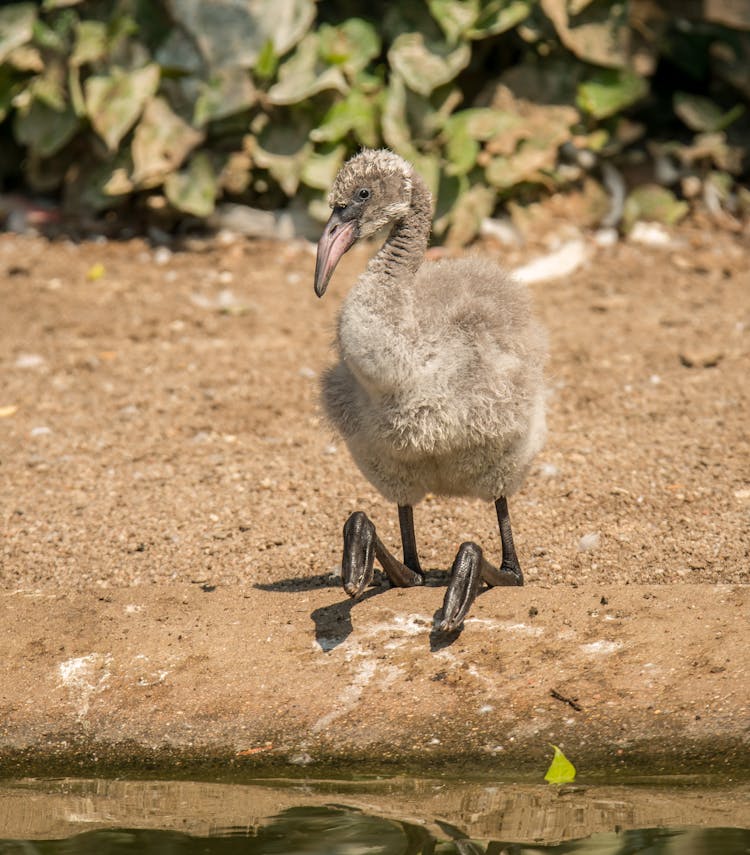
0 223 748 774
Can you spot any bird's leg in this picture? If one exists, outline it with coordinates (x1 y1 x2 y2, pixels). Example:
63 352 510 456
438 497 523 632
483 496 524 587
397 504 423 576
341 506 424 598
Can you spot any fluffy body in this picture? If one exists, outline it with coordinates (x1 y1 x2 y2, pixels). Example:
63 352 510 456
321 150 547 507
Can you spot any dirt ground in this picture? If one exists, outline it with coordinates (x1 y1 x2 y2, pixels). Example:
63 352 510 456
0 219 748 773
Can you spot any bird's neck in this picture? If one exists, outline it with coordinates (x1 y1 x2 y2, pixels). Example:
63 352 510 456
367 170 432 283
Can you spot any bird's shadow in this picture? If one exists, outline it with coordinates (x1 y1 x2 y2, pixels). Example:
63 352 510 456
307 570 468 653
257 571 472 652
310 585 383 652
253 572 341 593
429 610 464 651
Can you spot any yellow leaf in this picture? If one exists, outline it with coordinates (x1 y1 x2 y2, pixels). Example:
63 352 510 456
0 405 19 418
86 262 106 281
544 743 576 784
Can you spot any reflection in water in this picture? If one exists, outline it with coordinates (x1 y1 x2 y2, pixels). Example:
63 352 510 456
0 806 748 855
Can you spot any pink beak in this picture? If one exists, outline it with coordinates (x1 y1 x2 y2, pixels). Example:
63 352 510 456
314 211 357 297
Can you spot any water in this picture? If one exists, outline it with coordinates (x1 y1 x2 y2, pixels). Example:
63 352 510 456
0 777 747 855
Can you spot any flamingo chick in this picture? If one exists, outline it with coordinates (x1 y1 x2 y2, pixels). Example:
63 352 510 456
313 149 547 632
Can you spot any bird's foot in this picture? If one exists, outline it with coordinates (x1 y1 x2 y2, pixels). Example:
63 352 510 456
342 511 424 598
438 541 484 633
342 511 376 597
438 541 524 632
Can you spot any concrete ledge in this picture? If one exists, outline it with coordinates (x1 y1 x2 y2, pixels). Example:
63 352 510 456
1 584 747 775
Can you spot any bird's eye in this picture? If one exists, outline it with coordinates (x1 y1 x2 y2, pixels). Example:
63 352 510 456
357 188 370 200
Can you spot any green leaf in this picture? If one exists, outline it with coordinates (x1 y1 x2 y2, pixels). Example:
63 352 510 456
193 68 256 127
541 0 629 67
165 152 217 217
32 17 69 53
318 19 380 75
544 744 576 784
0 3 37 64
252 116 314 196
66 150 134 212
70 19 107 66
673 92 745 133
433 171 467 236
26 61 68 112
267 33 348 106
301 145 346 191
444 118 479 175
131 96 204 187
0 68 18 123
443 109 523 175
167 0 314 68
446 182 496 246
381 78 441 195
388 32 470 96
428 0 479 43
382 74 418 159
311 89 379 148
155 27 204 74
468 0 532 39
13 100 78 157
577 68 648 119
486 139 558 189
42 0 84 8
254 39 278 81
85 64 160 152
623 184 689 230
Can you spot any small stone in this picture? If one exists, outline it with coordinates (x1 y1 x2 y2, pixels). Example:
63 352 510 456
628 222 673 247
593 227 618 247
578 532 601 552
153 246 172 265
15 353 45 369
679 348 724 368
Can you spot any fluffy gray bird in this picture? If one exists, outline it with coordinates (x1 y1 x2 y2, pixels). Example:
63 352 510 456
314 149 547 631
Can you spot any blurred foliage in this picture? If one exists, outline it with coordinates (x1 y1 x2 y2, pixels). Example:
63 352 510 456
0 0 748 242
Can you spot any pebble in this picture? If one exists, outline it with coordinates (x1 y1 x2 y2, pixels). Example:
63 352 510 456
153 246 172 265
15 353 45 369
679 348 724 368
578 532 601 552
628 222 674 247
594 228 618 247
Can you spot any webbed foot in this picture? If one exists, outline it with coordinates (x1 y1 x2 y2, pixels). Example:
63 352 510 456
438 541 484 633
342 511 376 597
342 509 425 599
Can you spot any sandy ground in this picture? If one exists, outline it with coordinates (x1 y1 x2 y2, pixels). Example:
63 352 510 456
0 221 748 774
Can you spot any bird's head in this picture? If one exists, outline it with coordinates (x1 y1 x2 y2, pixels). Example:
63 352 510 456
314 149 413 297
